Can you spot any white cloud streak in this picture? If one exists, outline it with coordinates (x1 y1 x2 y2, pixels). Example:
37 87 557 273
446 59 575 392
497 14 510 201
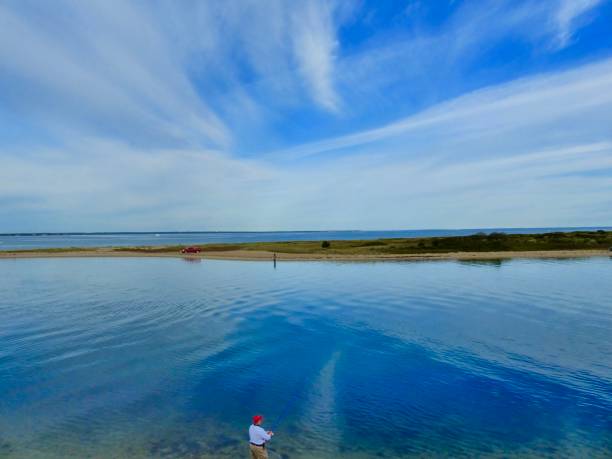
292 0 340 111
0 0 230 147
267 58 612 161
554 0 602 48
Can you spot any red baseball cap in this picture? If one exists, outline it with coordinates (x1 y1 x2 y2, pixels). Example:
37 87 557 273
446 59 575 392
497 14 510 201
252 415 263 424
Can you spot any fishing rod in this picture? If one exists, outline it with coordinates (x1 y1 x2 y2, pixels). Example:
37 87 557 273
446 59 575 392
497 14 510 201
265 365 314 459
266 385 307 459
270 382 305 432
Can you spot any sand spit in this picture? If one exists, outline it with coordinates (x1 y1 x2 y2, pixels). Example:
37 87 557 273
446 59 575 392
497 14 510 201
0 248 609 262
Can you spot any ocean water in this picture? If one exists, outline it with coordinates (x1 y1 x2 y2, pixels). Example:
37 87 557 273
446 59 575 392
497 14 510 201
1 227 611 250
0 256 611 458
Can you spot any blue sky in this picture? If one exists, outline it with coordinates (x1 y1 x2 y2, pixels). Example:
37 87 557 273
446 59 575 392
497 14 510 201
1 0 611 232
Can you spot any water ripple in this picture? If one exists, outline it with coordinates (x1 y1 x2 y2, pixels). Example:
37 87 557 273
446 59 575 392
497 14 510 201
0 257 610 458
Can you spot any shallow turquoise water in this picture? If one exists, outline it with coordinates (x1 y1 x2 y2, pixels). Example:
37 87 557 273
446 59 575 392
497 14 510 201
0 257 611 458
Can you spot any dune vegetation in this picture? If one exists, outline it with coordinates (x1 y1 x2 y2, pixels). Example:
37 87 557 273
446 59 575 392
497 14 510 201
4 230 611 257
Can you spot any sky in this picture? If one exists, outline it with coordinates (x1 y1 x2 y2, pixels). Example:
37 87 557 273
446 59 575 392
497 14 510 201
1 0 611 232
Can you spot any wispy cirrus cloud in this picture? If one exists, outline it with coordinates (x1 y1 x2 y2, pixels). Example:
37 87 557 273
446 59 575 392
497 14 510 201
2 57 611 231
0 0 230 148
0 0 610 231
332 0 607 126
267 58 612 161
554 0 602 48
0 0 346 151
292 0 341 111
257 58 612 229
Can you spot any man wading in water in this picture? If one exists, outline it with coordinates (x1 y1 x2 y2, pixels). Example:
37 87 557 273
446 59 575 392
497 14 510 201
249 415 274 458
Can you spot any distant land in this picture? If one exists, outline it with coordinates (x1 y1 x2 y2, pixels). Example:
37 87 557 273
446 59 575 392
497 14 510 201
2 230 611 262
1 227 612 251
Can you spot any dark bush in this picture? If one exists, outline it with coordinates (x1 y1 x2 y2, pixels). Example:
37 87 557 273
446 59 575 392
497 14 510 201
321 240 331 248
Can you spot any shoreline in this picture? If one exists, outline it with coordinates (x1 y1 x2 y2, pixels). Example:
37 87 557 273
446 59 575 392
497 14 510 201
0 248 609 261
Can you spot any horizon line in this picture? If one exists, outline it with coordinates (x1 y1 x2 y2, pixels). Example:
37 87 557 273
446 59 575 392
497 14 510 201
2 225 612 237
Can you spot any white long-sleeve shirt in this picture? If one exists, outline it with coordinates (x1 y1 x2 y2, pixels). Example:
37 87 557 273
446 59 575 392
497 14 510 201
249 425 271 445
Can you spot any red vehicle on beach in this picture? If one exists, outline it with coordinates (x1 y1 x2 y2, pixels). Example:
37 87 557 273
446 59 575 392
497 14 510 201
181 246 201 254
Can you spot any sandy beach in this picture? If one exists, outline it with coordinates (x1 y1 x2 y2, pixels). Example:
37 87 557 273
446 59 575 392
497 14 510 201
0 248 609 261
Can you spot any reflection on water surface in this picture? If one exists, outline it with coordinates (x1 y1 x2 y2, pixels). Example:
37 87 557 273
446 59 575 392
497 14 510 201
0 257 611 458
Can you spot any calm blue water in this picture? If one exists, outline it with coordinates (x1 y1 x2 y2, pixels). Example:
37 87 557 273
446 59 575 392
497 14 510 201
0 257 611 458
1 227 611 250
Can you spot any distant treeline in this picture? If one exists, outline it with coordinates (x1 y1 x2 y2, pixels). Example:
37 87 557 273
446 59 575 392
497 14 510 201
378 230 612 254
